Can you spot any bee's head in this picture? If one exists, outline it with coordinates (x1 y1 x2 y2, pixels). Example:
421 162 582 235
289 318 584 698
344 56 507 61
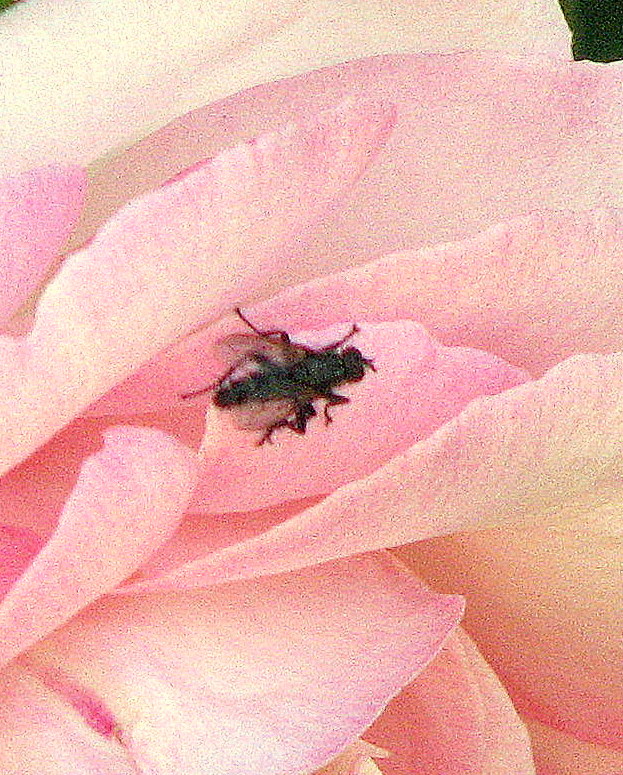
341 347 376 381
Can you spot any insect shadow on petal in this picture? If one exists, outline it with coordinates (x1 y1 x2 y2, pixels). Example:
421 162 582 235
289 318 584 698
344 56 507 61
181 307 376 445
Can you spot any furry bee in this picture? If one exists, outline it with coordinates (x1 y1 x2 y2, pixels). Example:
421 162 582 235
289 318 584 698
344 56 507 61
181 308 375 445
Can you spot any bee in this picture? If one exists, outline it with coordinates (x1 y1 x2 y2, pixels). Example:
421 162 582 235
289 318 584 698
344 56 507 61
181 308 375 445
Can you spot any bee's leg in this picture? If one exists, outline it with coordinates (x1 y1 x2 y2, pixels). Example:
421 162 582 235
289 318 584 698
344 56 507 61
257 419 290 446
256 403 316 446
322 392 349 424
319 324 359 351
290 402 316 433
235 308 291 343
180 382 216 400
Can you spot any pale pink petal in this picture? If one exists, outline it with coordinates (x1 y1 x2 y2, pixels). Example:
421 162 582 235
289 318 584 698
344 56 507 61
366 628 535 774
118 349 623 593
398 524 623 752
523 717 623 775
125 500 320 585
0 411 203 541
78 54 623 265
22 553 464 775
0 0 310 176
0 662 132 775
0 100 394 476
193 0 570 100
0 165 86 323
231 209 623 377
0 426 197 667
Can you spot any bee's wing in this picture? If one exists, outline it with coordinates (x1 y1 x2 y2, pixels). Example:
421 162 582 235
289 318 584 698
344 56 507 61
229 398 295 430
214 333 305 366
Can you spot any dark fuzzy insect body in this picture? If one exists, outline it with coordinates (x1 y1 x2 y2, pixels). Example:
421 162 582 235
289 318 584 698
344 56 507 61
182 308 375 445
214 349 368 407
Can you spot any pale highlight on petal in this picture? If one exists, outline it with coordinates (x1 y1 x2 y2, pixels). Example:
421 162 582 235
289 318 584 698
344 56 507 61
400 525 623 753
315 740 389 775
0 0 309 175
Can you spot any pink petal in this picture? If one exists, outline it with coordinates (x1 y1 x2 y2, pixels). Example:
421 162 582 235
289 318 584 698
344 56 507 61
0 525 43 597
0 165 86 323
0 99 394 477
0 662 133 774
0 418 117 541
0 426 197 667
0 411 203 542
366 628 535 774
81 54 623 267
524 717 623 774
248 208 623 377
398 524 623 753
21 552 463 775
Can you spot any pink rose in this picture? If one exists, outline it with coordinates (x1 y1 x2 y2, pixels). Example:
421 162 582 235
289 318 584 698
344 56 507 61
2 3 621 773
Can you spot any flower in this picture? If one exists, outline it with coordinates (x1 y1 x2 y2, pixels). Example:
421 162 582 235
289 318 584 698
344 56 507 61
2 2 622 772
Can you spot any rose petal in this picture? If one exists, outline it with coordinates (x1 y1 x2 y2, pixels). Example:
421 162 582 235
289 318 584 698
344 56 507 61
246 208 623 377
22 552 464 775
523 716 623 774
0 165 86 323
0 525 43 597
0 426 197 667
398 524 623 752
0 99 395 476
366 628 535 774
0 412 204 542
79 54 623 267
0 662 133 774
